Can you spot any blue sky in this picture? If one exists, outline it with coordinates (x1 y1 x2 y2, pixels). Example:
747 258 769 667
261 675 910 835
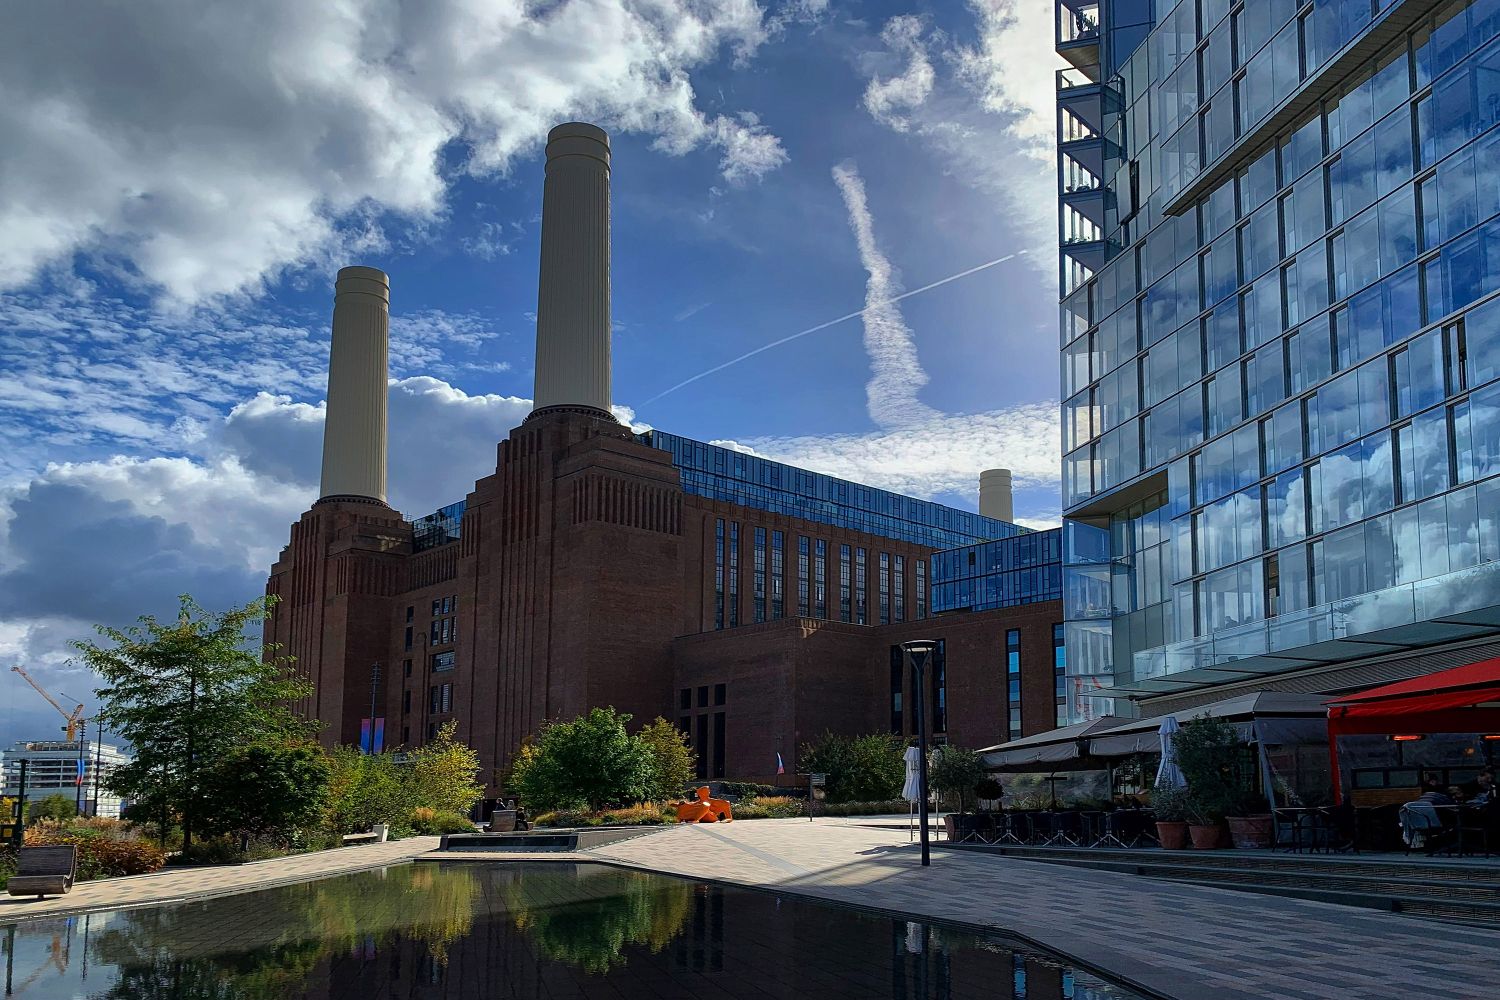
0 0 1061 746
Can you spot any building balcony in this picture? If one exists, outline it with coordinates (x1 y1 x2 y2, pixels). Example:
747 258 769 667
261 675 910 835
1056 65 1101 92
1056 0 1100 69
1101 561 1500 700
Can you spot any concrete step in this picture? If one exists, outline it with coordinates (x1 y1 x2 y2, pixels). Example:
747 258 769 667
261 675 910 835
950 844 1500 927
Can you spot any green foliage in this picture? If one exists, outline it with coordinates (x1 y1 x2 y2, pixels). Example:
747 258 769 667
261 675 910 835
409 808 477 835
406 722 484 817
731 796 803 819
718 781 788 799
80 594 316 850
1171 714 1261 824
928 746 986 812
817 799 913 816
798 732 905 803
323 745 409 834
25 821 166 879
974 777 1004 803
504 868 691 974
510 707 654 812
29 793 79 822
637 717 696 801
200 739 330 844
1148 783 1191 822
533 803 677 828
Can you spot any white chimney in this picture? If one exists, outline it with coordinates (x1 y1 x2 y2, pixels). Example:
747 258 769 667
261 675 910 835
531 122 614 419
319 266 390 504
979 468 1013 523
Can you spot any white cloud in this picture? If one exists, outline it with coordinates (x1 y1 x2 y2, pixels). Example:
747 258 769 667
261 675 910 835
0 0 788 304
862 16 935 132
831 161 940 429
717 400 1060 503
855 3 1062 261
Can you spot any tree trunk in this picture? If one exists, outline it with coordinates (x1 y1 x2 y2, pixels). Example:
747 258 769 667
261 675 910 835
183 673 197 852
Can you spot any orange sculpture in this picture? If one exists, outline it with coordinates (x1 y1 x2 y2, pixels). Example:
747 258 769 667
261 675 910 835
676 786 733 823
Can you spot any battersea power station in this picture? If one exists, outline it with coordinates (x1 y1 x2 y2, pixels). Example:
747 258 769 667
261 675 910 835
266 123 1063 797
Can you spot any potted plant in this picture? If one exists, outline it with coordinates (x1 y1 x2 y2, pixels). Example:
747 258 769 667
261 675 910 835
1182 788 1228 848
1226 790 1274 849
1150 784 1190 850
1172 715 1246 849
929 746 984 839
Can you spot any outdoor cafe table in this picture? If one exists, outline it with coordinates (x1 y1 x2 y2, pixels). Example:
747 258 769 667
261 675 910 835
1431 804 1490 857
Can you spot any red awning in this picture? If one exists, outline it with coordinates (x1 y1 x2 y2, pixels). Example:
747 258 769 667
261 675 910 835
1326 657 1500 719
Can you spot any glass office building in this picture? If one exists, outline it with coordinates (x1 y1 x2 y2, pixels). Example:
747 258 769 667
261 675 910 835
641 430 1023 549
1058 0 1500 721
930 529 1064 614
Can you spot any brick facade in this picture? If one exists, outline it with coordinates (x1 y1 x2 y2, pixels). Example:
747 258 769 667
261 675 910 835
267 409 1061 795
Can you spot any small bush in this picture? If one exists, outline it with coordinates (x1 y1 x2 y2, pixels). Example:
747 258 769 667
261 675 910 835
410 809 475 835
733 796 804 819
534 803 677 828
175 836 248 867
817 799 912 817
718 781 787 799
0 847 15 889
25 828 166 879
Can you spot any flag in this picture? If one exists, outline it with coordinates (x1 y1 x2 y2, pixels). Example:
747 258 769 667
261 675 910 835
75 759 86 786
776 752 785 775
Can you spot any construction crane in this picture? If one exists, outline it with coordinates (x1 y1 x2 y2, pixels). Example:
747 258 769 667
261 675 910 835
10 666 86 741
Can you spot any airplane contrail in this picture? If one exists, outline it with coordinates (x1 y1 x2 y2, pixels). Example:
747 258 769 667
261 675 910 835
641 249 1028 404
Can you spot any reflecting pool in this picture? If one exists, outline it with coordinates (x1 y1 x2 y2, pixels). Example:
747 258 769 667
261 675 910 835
1 862 1145 998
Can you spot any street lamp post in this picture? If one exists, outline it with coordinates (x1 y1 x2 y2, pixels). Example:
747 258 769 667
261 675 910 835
902 639 938 867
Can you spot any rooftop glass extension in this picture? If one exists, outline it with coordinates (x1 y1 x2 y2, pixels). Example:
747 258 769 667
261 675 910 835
931 528 1064 613
641 429 1024 550
409 500 465 552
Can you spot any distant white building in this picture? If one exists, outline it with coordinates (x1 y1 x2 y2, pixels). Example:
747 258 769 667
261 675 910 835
2 740 131 819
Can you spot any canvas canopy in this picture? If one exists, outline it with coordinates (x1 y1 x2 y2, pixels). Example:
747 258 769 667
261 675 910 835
979 716 1123 772
1085 691 1330 757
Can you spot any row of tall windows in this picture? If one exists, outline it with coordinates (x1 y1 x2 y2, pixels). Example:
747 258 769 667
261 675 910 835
1053 624 1067 728
879 553 891 625
1006 629 1022 742
839 544 852 621
772 530 785 620
753 527 767 623
815 540 828 619
728 522 740 628
798 535 811 616
715 519 725 630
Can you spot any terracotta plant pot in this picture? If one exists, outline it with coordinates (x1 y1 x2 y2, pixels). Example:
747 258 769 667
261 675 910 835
1156 821 1189 850
1188 823 1226 849
1227 814 1274 849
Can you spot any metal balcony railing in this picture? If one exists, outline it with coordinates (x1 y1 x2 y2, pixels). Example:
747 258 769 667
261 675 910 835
1058 2 1100 44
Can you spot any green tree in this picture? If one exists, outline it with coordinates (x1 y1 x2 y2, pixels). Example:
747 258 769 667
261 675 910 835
1172 714 1258 823
405 721 484 817
636 717 695 801
78 594 316 850
799 732 905 803
202 739 330 845
928 745 986 812
510 707 653 811
29 793 79 822
323 745 410 834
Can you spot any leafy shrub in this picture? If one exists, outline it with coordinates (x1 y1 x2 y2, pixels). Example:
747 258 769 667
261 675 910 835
25 827 165 879
510 708 655 812
533 804 677 828
1149 784 1190 822
175 836 249 867
817 800 913 817
410 809 475 835
732 796 803 819
0 847 15 889
799 732 905 803
717 782 791 800
638 718 696 801
928 746 985 812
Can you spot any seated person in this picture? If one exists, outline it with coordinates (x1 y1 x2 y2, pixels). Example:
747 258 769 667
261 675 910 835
1471 769 1496 807
1417 773 1455 807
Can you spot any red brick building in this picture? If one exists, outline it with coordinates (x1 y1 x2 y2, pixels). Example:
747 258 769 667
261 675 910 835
264 124 1063 799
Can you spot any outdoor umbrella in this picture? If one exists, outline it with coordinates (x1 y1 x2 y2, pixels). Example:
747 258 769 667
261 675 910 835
1155 716 1186 788
902 745 923 841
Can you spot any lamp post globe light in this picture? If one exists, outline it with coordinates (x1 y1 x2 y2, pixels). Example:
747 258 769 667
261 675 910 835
901 639 938 867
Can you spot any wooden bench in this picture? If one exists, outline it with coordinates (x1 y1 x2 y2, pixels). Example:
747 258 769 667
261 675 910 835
7 845 77 899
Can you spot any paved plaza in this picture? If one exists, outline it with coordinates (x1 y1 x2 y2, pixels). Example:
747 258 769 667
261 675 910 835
0 835 440 920
5 820 1498 999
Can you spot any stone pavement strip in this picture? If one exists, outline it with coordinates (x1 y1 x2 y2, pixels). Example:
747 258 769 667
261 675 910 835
562 818 1498 1000
0 835 441 921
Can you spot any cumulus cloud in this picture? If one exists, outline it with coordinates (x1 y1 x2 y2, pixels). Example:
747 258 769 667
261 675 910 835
831 161 940 429
718 401 1059 502
0 0 788 303
862 16 936 132
856 2 1062 261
